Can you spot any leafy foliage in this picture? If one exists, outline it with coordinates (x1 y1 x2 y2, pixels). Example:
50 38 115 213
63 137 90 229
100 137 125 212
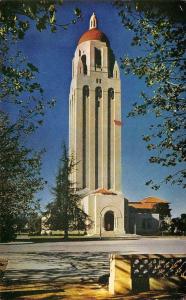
0 1 82 40
0 113 43 242
115 0 186 189
171 214 186 234
0 1 82 242
16 211 41 234
45 145 88 239
154 203 171 220
0 0 82 134
26 212 42 234
159 213 186 235
1 48 54 135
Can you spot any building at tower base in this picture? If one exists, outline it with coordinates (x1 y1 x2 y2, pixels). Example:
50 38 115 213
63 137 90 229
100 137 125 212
82 189 127 236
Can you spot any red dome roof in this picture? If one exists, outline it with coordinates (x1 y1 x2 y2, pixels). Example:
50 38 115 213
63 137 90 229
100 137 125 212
78 28 109 46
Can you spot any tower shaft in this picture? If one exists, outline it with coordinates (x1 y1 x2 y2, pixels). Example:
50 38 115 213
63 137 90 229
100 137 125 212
69 16 121 193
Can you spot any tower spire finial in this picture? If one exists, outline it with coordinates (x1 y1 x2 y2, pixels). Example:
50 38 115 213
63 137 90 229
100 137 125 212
89 12 98 30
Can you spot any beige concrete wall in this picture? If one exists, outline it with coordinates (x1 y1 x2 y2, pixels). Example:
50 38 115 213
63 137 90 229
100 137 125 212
81 194 126 235
109 255 131 295
109 254 186 295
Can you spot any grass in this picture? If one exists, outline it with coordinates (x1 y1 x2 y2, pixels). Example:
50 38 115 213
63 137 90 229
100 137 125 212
15 231 97 243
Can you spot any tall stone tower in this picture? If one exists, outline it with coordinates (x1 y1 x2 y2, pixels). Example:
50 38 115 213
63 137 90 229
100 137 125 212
69 13 126 236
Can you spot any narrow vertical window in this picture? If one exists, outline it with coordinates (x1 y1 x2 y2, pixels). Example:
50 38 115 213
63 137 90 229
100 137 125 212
95 48 101 69
81 55 87 75
95 87 102 189
108 88 114 189
82 86 89 188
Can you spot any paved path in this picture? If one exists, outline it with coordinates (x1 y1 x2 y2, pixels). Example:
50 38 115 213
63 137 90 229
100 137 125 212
0 238 185 284
1 252 109 284
0 237 185 253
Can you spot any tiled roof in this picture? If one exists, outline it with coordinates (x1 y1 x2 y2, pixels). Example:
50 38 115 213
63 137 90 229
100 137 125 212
128 202 156 210
78 28 109 46
129 196 169 210
94 188 117 195
140 196 169 204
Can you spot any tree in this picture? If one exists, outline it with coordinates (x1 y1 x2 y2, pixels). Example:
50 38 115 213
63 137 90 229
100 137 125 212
16 211 41 234
0 113 43 242
0 1 81 40
26 212 41 235
154 203 171 220
46 145 88 239
0 1 82 135
180 214 186 234
115 0 186 189
0 1 82 241
171 214 186 235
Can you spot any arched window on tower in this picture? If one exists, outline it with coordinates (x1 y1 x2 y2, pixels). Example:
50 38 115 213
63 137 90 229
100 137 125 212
108 88 114 189
108 49 115 78
83 85 89 98
95 48 102 69
81 55 87 75
95 86 102 189
95 86 102 100
108 88 114 100
82 85 89 188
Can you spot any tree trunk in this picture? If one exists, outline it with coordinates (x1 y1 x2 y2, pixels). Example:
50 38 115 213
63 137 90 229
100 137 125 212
64 228 68 240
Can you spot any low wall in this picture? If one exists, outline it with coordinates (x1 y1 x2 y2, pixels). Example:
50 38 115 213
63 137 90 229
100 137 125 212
0 258 8 280
109 254 186 295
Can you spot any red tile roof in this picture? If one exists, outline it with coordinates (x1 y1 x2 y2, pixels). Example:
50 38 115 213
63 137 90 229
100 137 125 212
140 196 168 204
94 188 117 195
129 196 169 210
128 203 156 210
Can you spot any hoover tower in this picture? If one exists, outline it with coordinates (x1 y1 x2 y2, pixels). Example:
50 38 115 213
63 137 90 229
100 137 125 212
69 13 126 235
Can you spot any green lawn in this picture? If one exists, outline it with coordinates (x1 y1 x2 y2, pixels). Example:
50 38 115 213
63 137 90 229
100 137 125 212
15 231 88 242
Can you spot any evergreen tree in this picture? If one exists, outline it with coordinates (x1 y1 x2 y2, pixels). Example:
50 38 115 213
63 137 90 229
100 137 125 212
46 145 87 239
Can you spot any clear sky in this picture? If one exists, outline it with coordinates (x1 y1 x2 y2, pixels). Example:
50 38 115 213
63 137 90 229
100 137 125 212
15 1 185 217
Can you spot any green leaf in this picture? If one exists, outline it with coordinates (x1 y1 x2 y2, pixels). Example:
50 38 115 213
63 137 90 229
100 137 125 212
74 8 81 17
27 63 39 72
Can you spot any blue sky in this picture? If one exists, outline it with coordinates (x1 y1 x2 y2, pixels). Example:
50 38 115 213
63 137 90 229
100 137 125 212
15 1 185 217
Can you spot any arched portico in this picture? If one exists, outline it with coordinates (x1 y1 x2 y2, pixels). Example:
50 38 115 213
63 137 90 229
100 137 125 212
100 205 123 234
104 210 114 231
81 193 126 236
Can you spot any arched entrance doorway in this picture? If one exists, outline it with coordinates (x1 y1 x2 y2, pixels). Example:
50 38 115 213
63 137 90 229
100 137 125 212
104 211 114 231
